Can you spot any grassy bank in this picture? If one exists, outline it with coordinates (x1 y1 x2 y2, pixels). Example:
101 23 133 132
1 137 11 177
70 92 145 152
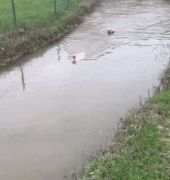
79 68 170 179
0 0 101 66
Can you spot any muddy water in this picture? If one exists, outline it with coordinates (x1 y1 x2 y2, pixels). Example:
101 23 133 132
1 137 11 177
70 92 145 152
1 0 170 179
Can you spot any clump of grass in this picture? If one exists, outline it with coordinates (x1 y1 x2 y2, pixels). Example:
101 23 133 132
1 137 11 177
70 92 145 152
148 89 170 117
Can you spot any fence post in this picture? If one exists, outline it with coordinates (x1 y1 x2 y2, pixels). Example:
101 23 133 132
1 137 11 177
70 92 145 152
54 0 57 14
11 0 17 28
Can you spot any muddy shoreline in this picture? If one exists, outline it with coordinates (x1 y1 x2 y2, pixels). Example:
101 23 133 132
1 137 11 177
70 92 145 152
0 0 101 67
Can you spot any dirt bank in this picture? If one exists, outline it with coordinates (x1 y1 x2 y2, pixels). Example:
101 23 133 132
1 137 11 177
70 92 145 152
0 0 101 67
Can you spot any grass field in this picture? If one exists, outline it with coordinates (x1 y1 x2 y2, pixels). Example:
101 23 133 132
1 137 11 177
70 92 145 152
0 0 82 30
81 69 170 179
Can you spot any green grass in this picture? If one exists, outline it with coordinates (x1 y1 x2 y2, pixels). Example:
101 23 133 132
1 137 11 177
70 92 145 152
0 0 92 35
83 122 169 180
81 68 170 180
0 0 76 30
148 89 170 117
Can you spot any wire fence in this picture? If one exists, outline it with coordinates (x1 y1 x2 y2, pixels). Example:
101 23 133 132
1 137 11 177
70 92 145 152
0 0 77 31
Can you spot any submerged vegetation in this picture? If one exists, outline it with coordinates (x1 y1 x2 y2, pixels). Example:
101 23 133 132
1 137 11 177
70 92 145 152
80 67 170 179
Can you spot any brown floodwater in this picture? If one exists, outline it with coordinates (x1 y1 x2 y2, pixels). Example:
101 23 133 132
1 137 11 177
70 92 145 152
1 0 170 179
